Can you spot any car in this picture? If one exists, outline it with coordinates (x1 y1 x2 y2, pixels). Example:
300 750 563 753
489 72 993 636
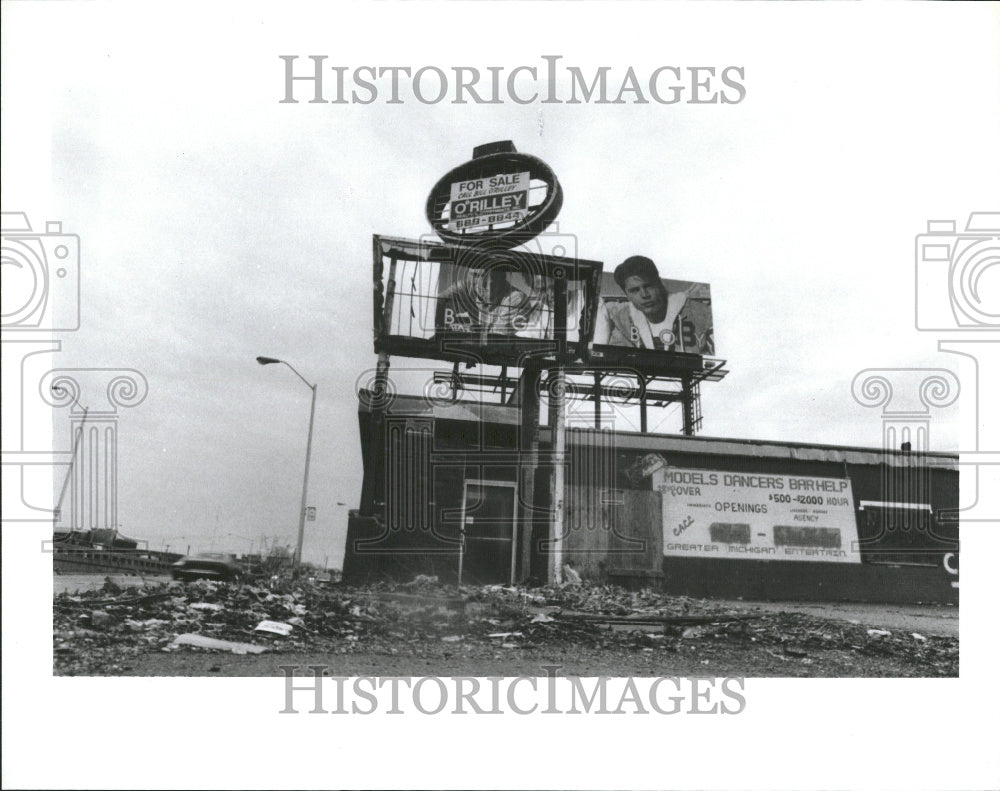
171 552 242 582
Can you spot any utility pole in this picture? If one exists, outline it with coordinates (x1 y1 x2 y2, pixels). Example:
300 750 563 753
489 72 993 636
548 366 566 585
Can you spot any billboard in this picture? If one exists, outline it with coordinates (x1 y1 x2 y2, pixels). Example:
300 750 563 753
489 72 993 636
591 258 715 357
653 467 863 563
373 235 602 365
434 263 584 342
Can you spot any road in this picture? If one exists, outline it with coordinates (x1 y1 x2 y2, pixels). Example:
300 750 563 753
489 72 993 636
720 599 957 637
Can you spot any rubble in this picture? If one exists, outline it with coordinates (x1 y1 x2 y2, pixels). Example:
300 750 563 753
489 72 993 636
562 565 582 585
189 602 224 612
254 620 294 636
52 577 959 677
171 634 268 654
89 611 111 628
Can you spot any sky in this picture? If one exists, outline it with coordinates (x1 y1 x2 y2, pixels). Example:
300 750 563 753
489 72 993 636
3 2 997 571
2 3 1000 787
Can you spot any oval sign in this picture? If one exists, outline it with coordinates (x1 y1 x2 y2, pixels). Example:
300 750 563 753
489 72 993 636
425 142 563 249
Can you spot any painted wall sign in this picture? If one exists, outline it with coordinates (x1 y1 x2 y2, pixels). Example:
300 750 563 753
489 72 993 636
426 141 563 248
653 467 862 563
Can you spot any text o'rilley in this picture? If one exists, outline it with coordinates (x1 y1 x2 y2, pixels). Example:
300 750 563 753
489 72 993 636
449 191 529 231
279 56 746 105
451 192 527 217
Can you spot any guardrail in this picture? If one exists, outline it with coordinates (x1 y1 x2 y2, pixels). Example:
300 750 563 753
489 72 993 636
53 546 176 575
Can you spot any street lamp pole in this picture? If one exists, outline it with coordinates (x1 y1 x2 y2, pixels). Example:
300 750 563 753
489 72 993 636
256 356 317 573
296 380 317 570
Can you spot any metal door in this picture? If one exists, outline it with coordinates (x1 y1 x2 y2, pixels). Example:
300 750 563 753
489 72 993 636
460 480 518 585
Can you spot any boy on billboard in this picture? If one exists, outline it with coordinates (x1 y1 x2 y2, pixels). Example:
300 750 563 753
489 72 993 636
592 255 714 355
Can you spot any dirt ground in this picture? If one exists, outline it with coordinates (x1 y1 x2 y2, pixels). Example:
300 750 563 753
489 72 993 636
112 637 950 678
53 576 958 678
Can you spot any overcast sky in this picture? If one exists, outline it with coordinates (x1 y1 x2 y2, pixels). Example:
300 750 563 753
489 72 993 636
3 2 998 572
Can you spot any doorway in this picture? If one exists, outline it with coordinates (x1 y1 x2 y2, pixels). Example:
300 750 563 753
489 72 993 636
460 479 518 585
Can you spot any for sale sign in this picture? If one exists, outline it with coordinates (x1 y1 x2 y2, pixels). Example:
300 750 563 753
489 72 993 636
447 171 530 231
426 143 563 248
449 171 529 201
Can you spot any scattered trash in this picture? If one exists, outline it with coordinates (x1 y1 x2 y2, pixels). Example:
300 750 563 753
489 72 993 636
90 611 111 628
254 620 293 636
125 618 170 630
170 634 267 654
52 576 958 677
400 575 440 590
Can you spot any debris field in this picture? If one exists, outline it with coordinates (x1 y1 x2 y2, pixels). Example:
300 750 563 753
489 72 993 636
53 575 958 677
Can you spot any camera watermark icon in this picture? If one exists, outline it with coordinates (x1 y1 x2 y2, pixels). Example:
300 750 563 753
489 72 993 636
915 212 1000 331
848 210 1000 576
1 211 148 536
1 212 80 332
910 210 1000 524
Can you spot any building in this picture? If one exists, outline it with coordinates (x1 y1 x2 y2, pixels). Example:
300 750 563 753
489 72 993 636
350 144 959 605
343 389 959 604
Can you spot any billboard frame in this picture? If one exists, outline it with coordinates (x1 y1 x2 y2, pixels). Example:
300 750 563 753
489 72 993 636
373 234 604 367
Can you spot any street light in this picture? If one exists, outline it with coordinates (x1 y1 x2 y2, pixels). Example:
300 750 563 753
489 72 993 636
256 356 317 573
